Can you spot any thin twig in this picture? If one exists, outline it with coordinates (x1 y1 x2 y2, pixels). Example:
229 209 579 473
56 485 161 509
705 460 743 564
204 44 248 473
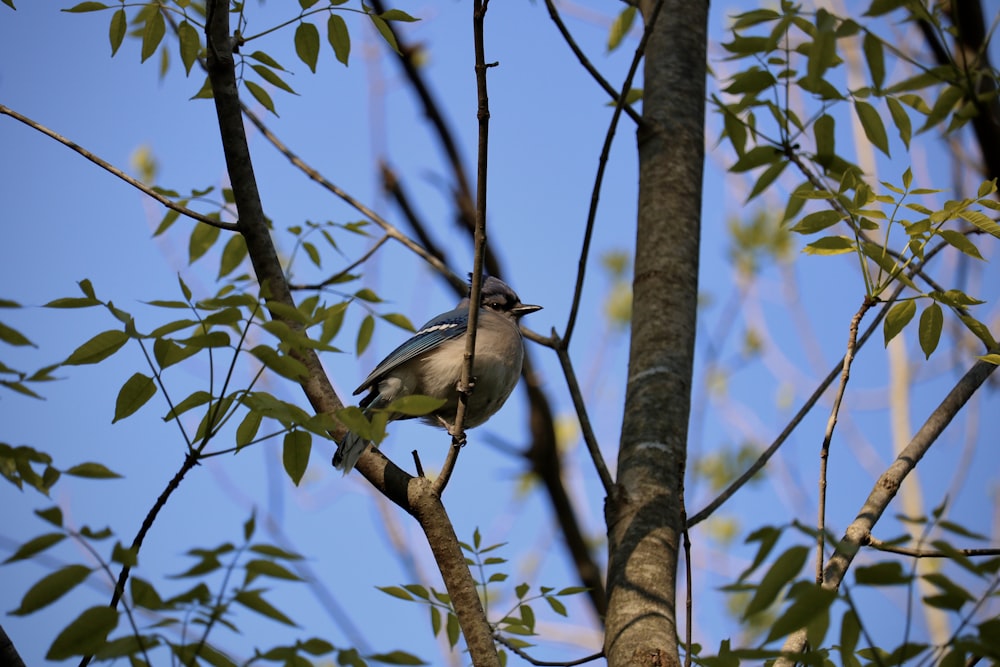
865 536 1000 558
0 104 238 232
239 102 461 287
542 0 643 126
553 336 614 492
288 234 391 291
562 0 655 346
493 634 604 666
817 295 877 583
434 0 493 498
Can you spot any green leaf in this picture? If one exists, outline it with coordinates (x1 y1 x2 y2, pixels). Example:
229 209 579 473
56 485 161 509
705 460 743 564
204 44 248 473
63 1 108 11
218 234 248 278
249 544 304 560
746 160 788 202
250 345 309 381
378 586 414 601
189 221 221 263
379 9 418 22
130 577 165 610
12 564 92 615
381 312 415 332
446 612 460 648
766 584 837 642
250 64 297 95
161 390 213 421
282 430 311 486
245 80 277 115
385 394 447 417
295 22 321 73
244 559 304 582
234 589 298 626
806 10 836 87
369 14 400 54
855 100 889 156
743 545 809 618
959 208 1000 239
0 320 33 346
862 32 884 89
886 96 911 149
140 8 165 63
803 235 855 255
884 300 916 345
730 145 779 173
64 462 122 479
113 372 157 423
327 14 351 65
369 650 427 665
64 330 128 365
855 561 911 585
46 606 119 660
356 314 375 355
790 210 844 234
546 596 567 616
813 114 835 166
109 8 126 56
236 409 263 450
3 532 65 564
177 20 200 75
607 5 636 52
918 302 943 359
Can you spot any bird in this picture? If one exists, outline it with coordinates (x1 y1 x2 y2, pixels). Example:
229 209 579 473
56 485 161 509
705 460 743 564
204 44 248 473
333 275 542 473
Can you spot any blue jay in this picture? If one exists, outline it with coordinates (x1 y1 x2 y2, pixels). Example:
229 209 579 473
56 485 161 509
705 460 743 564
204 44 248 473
334 276 541 473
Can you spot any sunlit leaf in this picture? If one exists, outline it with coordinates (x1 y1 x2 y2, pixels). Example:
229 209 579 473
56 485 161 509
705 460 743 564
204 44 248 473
64 462 122 479
245 80 276 115
918 302 943 359
189 221 221 263
855 100 889 156
64 330 128 365
607 5 636 52
884 300 916 345
178 20 200 75
356 314 375 355
803 235 855 255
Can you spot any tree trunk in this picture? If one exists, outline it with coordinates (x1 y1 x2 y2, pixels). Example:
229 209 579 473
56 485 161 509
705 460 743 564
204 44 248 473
604 0 708 664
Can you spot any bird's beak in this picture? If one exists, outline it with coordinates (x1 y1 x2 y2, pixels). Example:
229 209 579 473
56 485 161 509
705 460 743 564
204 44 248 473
511 303 542 317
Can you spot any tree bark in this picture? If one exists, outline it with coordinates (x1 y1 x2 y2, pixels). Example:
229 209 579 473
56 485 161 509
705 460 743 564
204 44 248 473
604 0 708 665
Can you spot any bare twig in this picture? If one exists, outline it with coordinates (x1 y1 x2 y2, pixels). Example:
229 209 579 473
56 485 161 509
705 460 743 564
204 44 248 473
817 295 877 583
239 102 461 287
493 634 604 666
434 0 493 498
553 336 614 492
288 234 391 291
542 0 643 126
865 536 1000 558
562 9 650 346
0 104 238 232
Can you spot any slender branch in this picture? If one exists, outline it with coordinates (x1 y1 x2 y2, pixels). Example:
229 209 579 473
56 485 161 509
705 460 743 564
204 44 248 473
288 234 391 291
0 104 238 232
563 7 651 346
493 634 604 666
865 536 1000 558
553 335 614 493
239 102 461 287
542 0 643 126
434 0 493 498
777 354 1000 661
817 295 876 583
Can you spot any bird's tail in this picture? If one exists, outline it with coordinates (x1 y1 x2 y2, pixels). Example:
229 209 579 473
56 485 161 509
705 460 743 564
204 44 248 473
333 431 370 474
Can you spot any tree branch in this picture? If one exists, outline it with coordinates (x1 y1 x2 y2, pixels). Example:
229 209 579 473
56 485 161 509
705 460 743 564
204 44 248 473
0 104 237 232
864 536 1000 558
777 354 999 661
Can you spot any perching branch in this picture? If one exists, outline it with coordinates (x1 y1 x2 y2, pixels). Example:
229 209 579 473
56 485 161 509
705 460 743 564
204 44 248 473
0 104 238 232
199 3 499 665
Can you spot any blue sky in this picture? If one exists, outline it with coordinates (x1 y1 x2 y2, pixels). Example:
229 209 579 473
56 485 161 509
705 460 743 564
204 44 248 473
2 1 998 665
